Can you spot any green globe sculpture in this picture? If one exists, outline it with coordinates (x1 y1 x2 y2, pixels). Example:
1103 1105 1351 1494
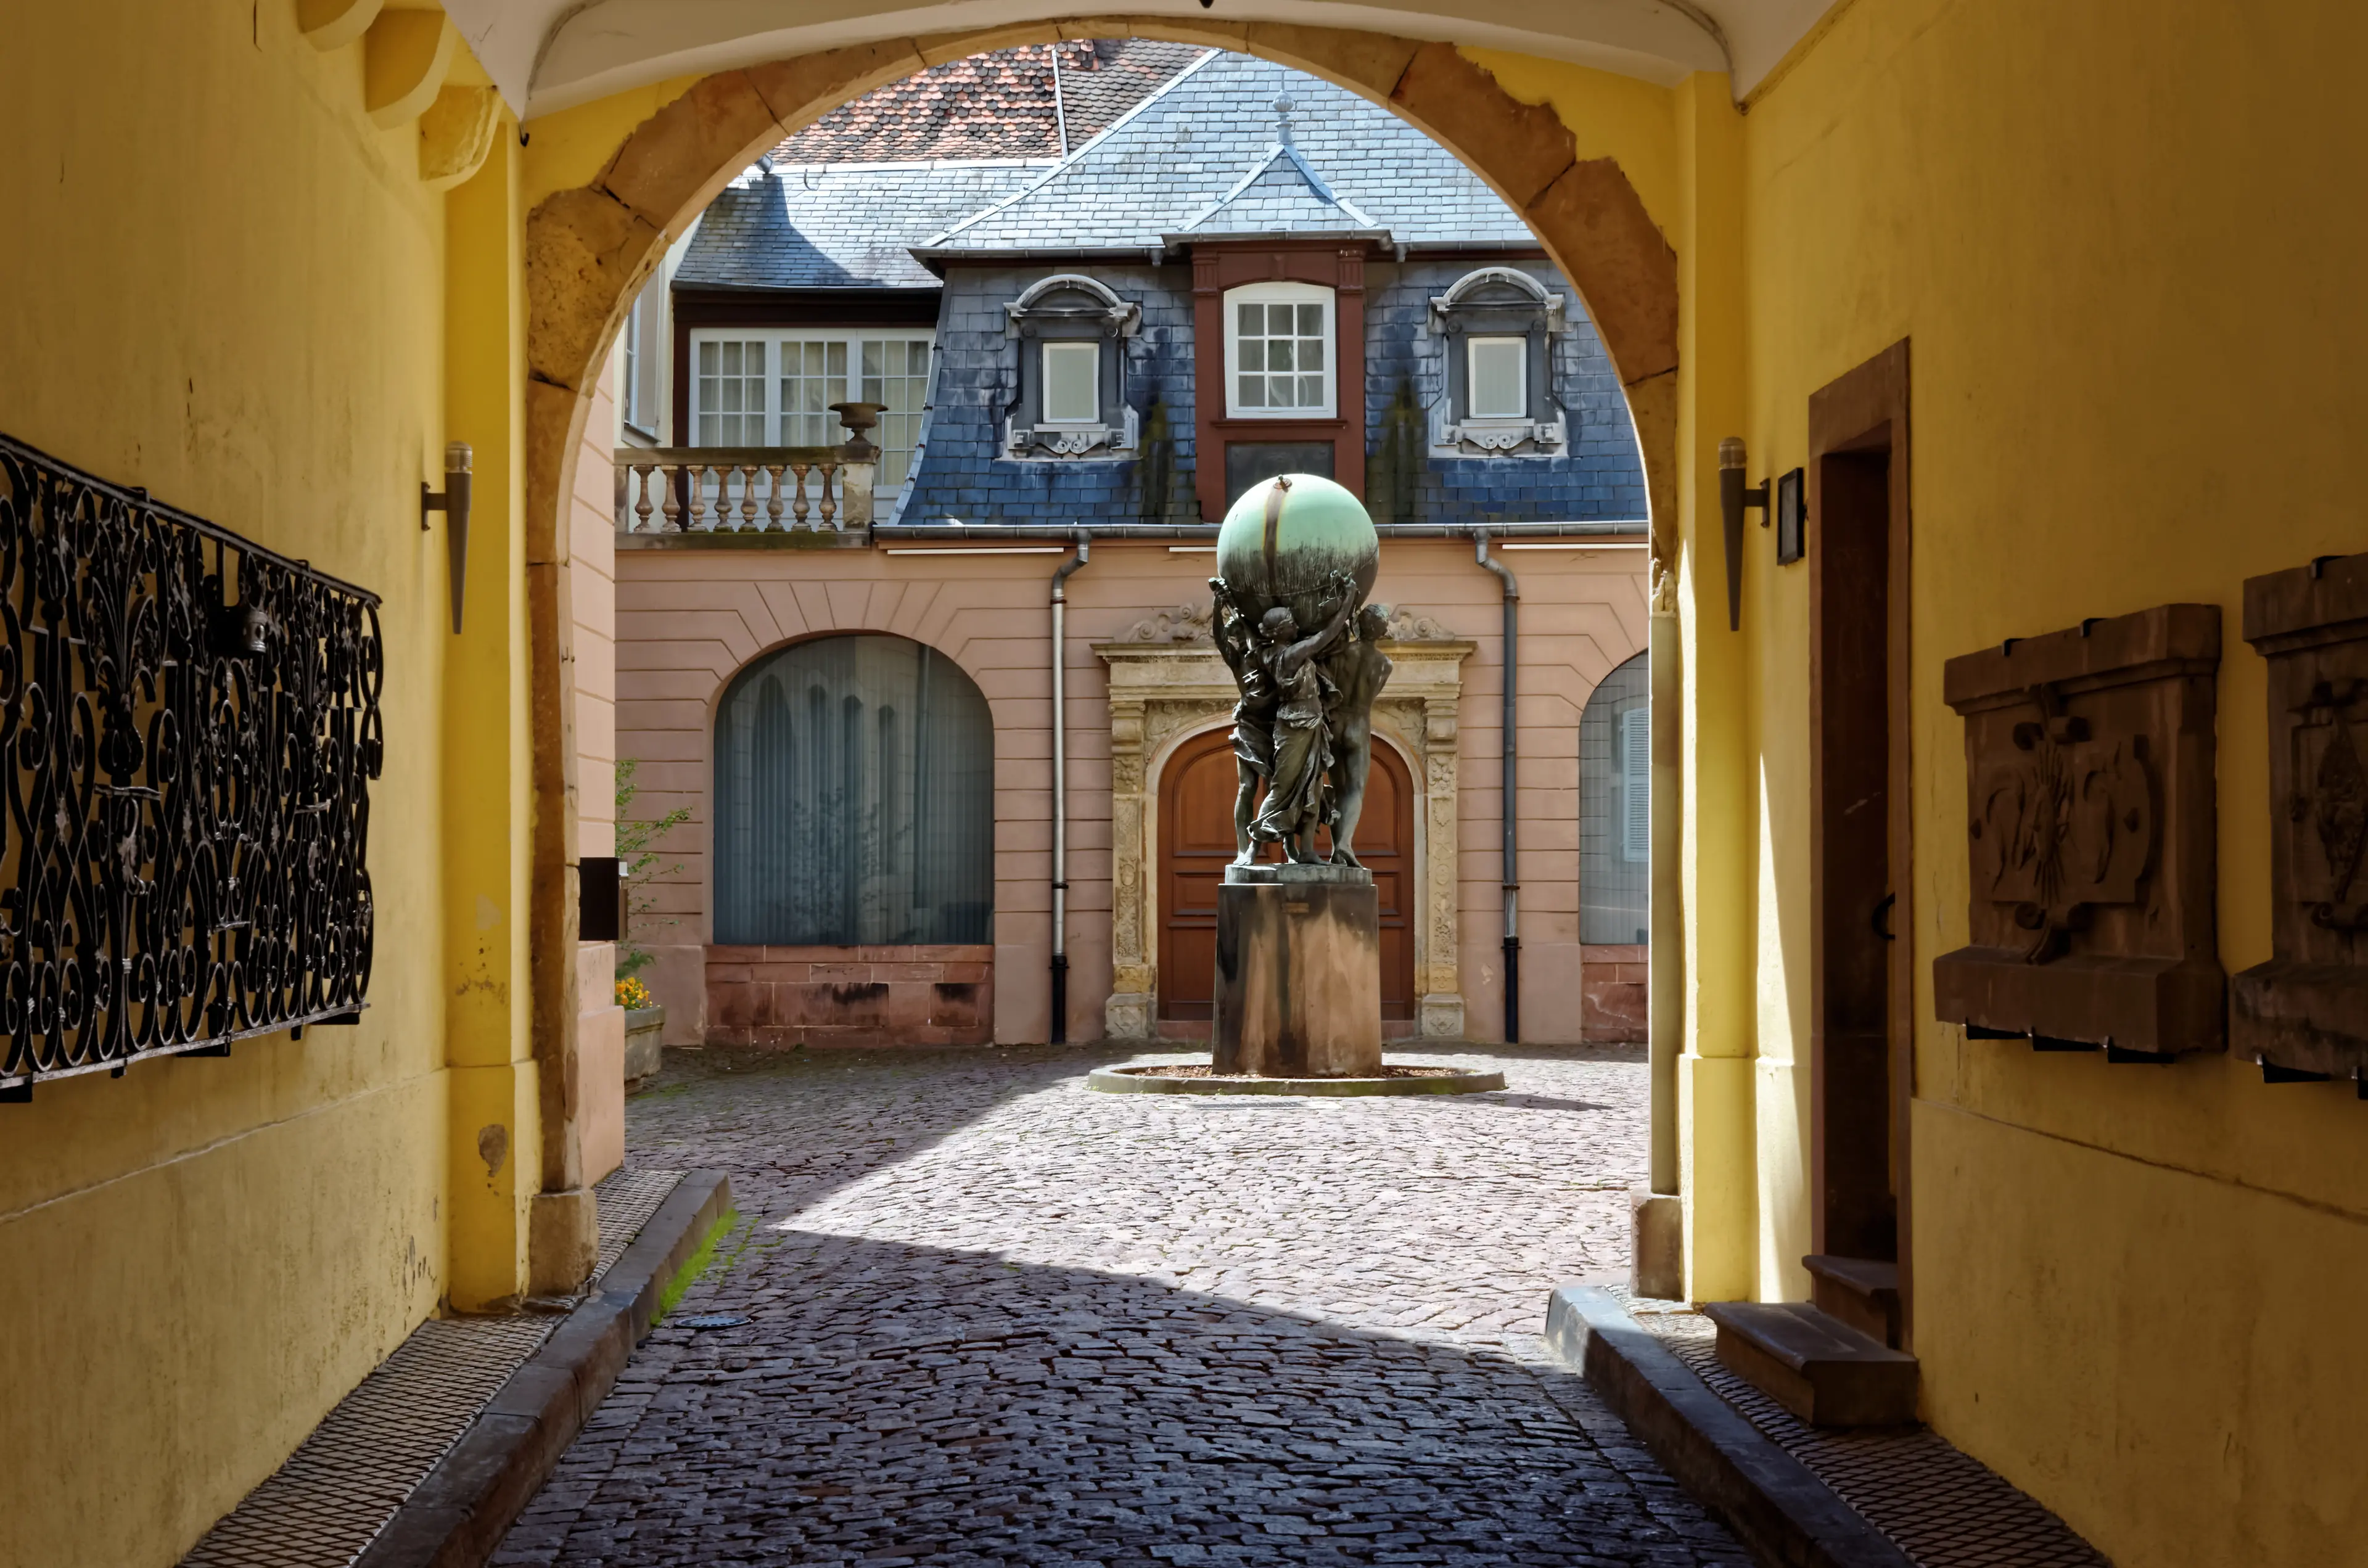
1206 474 1393 872
1213 472 1381 631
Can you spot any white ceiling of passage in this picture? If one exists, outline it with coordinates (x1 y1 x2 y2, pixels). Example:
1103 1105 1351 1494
438 0 1840 117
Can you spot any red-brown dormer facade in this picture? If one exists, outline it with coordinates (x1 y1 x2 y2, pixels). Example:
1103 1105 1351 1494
1189 242 1369 523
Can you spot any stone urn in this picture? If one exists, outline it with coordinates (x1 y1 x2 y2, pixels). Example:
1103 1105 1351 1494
829 400 886 461
624 1004 665 1086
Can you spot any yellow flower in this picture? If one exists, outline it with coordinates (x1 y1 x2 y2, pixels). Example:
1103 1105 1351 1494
616 977 652 1011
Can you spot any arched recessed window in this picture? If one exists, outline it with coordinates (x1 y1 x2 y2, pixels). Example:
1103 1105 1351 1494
1580 652 1650 946
713 634 993 946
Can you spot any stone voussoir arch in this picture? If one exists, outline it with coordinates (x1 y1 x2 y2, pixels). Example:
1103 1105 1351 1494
517 18 1679 1082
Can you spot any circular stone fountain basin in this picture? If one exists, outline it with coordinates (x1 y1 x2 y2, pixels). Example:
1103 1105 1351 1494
1085 1063 1505 1097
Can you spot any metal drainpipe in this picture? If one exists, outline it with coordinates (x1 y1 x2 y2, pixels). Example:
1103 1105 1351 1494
1049 530 1091 1043
1474 530 1521 1043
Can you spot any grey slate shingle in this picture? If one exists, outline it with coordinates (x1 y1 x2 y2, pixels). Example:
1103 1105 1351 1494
923 52 1534 253
674 162 1050 292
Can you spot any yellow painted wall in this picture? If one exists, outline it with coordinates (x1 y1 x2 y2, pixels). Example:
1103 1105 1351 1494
0 2 475 1563
1483 0 2368 1561
1497 3 2368 1556
1736 2 2368 1559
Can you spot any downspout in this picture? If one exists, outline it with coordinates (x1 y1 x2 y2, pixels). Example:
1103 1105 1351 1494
1049 529 1090 1043
1474 530 1520 1043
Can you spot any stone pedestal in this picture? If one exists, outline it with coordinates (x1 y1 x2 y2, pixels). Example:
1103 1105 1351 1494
1214 863 1383 1077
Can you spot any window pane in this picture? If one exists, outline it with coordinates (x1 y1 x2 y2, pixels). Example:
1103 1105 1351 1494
1043 342 1099 423
1238 302 1262 337
1296 302 1323 337
1470 337 1527 419
1579 654 1652 945
779 339 847 446
1266 340 1294 372
713 634 994 946
1298 375 1323 407
695 337 768 445
1238 374 1264 408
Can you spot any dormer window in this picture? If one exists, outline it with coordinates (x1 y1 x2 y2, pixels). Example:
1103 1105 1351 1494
1428 267 1568 456
1002 274 1141 459
1226 282 1334 417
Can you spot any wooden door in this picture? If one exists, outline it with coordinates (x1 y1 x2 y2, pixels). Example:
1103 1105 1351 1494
1809 340 1914 1340
1157 729 1416 1024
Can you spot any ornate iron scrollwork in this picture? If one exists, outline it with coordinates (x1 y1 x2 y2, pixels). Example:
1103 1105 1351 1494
1 432 382 1094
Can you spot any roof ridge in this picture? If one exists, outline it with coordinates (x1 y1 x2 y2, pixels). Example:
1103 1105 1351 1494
1178 142 1288 231
922 45 1220 247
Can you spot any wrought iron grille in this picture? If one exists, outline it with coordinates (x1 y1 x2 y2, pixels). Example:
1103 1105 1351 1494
1 433 382 1094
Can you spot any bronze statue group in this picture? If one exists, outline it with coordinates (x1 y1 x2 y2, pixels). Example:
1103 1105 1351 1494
1209 567 1393 871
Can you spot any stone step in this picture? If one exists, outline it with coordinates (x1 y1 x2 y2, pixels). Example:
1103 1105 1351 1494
1700 1300 1918 1427
1804 1253 1903 1347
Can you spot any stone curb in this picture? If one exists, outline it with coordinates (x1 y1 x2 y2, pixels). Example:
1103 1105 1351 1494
1544 1286 1914 1568
354 1170 736 1568
1085 1065 1507 1096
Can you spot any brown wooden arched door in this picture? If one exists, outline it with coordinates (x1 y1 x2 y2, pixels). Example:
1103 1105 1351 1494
1157 728 1415 1026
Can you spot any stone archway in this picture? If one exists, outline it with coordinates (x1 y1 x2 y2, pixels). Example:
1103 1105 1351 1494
517 22 1680 1086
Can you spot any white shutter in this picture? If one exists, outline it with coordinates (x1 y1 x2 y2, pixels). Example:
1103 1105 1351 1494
1621 705 1651 863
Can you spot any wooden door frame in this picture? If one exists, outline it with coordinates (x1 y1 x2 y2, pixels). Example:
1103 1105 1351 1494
1807 339 1914 1344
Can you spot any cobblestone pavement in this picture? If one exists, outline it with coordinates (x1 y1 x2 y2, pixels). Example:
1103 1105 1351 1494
493 1045 1748 1567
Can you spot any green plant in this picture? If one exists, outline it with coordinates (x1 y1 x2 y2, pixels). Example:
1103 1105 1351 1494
615 757 690 980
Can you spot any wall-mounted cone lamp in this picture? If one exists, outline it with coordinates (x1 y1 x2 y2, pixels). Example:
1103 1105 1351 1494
1717 437 1769 631
421 441 473 634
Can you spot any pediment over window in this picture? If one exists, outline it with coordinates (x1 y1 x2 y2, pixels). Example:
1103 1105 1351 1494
1426 267 1567 334
1005 273 1143 336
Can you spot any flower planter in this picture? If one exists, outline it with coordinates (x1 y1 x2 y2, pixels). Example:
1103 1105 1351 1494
624 1004 665 1085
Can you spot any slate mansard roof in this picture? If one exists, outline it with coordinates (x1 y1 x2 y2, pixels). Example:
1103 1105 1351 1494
676 47 1544 293
674 162 1050 292
919 51 1535 255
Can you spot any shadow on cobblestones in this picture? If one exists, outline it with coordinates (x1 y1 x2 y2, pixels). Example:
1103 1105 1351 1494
497 1231 1743 1567
496 1045 1744 1566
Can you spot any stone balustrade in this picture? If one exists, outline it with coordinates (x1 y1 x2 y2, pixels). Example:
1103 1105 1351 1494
615 445 876 533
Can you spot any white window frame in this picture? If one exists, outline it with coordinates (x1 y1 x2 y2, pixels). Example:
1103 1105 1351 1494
1465 335 1529 421
1223 281 1335 419
688 327 936 497
1039 340 1101 426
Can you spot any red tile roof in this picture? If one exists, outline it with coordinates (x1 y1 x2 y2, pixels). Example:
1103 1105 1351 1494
770 39 1203 164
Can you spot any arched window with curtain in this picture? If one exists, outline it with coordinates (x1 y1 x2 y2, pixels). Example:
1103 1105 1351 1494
1579 652 1651 946
713 634 993 946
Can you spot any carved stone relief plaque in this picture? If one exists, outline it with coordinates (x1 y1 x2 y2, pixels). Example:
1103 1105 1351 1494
1933 604 2224 1057
2233 551 2368 1080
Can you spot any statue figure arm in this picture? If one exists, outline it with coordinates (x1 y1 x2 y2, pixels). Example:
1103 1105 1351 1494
1277 570 1361 679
